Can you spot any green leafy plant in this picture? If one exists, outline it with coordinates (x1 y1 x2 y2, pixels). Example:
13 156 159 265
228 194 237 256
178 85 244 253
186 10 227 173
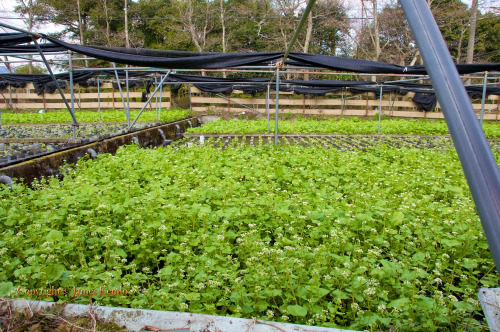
0 142 498 331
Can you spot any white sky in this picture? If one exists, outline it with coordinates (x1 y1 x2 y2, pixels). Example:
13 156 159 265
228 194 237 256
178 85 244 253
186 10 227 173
0 0 64 34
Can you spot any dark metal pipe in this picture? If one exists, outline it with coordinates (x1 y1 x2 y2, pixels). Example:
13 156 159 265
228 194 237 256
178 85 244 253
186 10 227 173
33 39 79 127
400 0 500 276
282 0 316 63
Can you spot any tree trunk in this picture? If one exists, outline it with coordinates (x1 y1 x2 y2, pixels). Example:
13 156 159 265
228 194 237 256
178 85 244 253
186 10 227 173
466 0 478 64
3 57 12 73
76 0 89 67
303 11 313 80
102 0 111 45
456 25 465 64
124 0 130 48
220 0 227 77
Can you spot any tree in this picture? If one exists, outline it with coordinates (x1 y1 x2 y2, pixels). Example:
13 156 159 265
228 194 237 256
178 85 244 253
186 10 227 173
15 0 50 73
473 11 500 62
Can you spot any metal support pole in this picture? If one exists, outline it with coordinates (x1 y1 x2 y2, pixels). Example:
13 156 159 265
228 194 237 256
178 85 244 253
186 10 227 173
126 64 130 124
129 70 170 131
33 39 78 130
189 85 192 112
266 84 270 134
282 0 316 63
8 86 12 108
111 62 130 126
378 86 383 134
155 76 158 119
401 0 500 276
159 75 162 122
275 68 280 145
480 71 488 126
68 51 75 114
97 77 101 122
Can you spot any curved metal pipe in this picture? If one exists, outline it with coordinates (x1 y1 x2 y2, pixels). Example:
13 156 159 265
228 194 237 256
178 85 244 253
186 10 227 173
131 137 141 148
0 175 13 189
86 148 98 159
401 0 500 276
158 129 173 145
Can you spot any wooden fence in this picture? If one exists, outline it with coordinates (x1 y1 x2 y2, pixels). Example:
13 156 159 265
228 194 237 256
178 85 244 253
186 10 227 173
1 83 499 120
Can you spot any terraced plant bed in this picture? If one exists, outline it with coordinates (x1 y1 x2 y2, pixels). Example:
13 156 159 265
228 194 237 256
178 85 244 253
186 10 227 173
1 109 189 124
0 109 190 166
1 142 498 331
187 118 500 138
178 135 500 153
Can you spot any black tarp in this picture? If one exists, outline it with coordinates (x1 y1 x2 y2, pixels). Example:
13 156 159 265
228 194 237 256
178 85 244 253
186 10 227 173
165 73 271 94
233 85 268 95
3 33 500 75
44 35 284 69
465 86 500 99
0 33 33 47
412 93 437 111
288 53 500 75
349 86 405 99
293 87 342 96
283 79 375 87
288 53 410 74
166 73 271 83
0 71 95 94
0 44 66 54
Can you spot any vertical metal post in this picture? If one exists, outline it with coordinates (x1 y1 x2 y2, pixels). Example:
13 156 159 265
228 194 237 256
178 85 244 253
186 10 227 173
128 71 170 130
189 85 192 112
480 71 488 126
378 86 383 134
401 0 500 276
275 68 280 145
111 62 130 125
159 75 163 122
266 84 270 134
126 64 130 125
97 77 101 122
68 51 76 138
78 86 81 111
8 86 12 108
155 76 158 119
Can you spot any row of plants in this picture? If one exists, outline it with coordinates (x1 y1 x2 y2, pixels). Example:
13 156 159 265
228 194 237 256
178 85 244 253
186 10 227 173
187 118 500 138
0 141 498 331
1 109 189 124
183 135 500 153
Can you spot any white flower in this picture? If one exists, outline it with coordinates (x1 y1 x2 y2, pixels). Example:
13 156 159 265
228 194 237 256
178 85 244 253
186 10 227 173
115 240 123 246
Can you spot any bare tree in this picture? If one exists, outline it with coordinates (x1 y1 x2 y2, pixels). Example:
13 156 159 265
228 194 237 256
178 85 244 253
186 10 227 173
15 0 49 73
173 0 216 52
466 0 478 63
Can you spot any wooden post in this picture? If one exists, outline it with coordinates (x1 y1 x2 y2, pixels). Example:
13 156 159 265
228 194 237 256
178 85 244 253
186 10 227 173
167 89 171 110
302 95 306 115
228 99 230 112
365 93 369 116
42 92 46 110
496 96 499 123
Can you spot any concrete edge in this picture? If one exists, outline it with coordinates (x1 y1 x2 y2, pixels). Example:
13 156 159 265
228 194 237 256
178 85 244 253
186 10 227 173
1 299 356 332
478 288 500 331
